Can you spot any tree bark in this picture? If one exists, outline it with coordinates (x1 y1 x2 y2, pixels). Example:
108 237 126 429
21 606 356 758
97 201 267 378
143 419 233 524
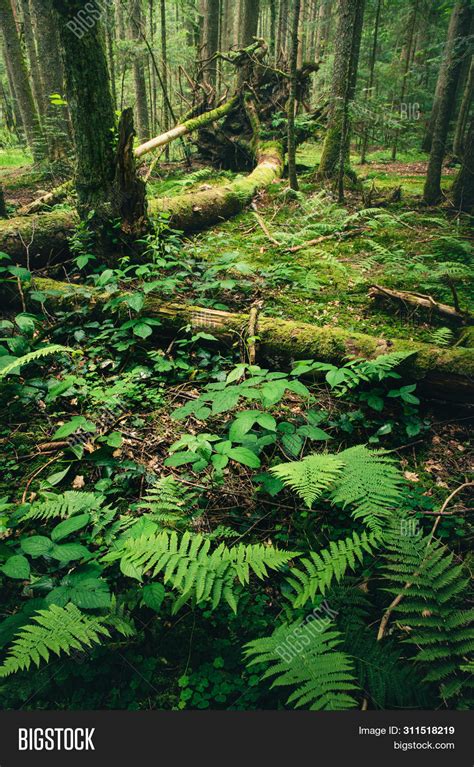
423 0 472 205
318 0 361 179
129 0 151 143
14 277 474 402
391 0 418 161
19 0 45 120
240 0 260 47
159 0 170 154
29 0 70 163
287 0 301 190
452 113 474 212
199 0 220 86
51 0 116 225
360 0 382 164
453 55 474 158
0 0 44 162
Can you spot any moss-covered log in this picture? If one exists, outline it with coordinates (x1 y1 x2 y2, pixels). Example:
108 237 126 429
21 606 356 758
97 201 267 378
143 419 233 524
134 97 238 158
0 141 284 264
16 277 474 402
151 140 284 230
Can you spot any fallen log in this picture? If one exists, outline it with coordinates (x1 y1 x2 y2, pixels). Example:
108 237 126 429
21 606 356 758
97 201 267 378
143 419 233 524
17 180 74 216
15 277 474 402
134 97 238 159
0 140 283 264
369 284 471 325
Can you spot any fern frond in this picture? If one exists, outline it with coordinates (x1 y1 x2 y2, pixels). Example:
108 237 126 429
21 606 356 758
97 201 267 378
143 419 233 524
288 529 382 607
270 454 345 508
332 446 404 530
104 530 297 613
244 621 358 710
0 604 110 677
137 476 197 529
21 491 104 521
0 345 73 380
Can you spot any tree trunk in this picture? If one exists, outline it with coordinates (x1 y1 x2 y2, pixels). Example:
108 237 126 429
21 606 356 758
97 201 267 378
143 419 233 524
360 0 381 164
51 0 116 224
199 0 220 86
29 0 70 162
160 0 170 156
112 107 148 236
287 0 301 191
240 0 259 47
318 0 362 180
423 0 472 205
19 0 45 120
14 277 474 403
129 0 151 143
453 56 473 158
391 0 418 161
0 0 44 162
452 113 474 212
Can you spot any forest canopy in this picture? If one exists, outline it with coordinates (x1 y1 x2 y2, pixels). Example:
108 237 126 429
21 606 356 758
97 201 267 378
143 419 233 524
0 0 472 713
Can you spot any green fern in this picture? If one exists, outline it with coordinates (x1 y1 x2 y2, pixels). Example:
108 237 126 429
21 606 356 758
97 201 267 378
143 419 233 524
270 453 345 507
382 523 474 699
0 345 73 380
137 476 198 528
430 327 454 347
20 491 104 521
244 621 358 710
288 529 382 607
0 604 110 677
331 446 404 530
271 445 404 530
104 530 297 613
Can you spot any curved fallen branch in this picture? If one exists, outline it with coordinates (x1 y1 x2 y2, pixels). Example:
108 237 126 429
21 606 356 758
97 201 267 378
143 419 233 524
10 277 474 402
134 96 238 158
369 284 471 325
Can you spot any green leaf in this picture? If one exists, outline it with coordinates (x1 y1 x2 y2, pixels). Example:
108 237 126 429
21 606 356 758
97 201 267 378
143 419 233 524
52 416 96 440
133 322 153 339
227 447 261 468
105 431 122 448
211 454 229 470
21 536 54 558
51 513 90 542
141 583 165 612
126 293 145 313
51 543 90 563
1 555 30 580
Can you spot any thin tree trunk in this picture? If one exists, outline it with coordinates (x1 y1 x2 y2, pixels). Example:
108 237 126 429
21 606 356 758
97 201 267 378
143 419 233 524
360 0 382 163
392 0 418 161
240 0 259 46
19 0 44 120
0 0 44 161
129 0 151 143
453 56 473 158
452 113 474 212
423 0 472 205
159 0 170 158
288 0 301 190
200 0 220 85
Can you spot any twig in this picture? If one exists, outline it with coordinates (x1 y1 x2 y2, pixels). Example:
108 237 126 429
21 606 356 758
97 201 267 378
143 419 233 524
251 202 280 246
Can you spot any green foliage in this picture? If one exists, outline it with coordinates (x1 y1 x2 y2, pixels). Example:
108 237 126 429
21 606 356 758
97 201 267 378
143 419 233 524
244 621 358 710
271 453 344 508
0 345 73 380
105 529 297 613
0 604 110 677
288 530 382 607
20 491 105 521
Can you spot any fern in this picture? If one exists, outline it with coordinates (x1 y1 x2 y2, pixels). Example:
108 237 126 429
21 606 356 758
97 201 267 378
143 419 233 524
0 345 73 380
430 327 454 347
104 530 297 613
20 491 104 521
137 476 197 528
270 453 345 507
288 529 382 607
271 445 404 530
331 446 404 530
0 604 110 677
382 523 474 698
244 621 358 710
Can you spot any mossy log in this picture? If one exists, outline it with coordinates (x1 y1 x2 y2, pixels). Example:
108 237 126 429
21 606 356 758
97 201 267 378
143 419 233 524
369 285 471 325
16 277 474 402
0 141 284 264
134 96 239 158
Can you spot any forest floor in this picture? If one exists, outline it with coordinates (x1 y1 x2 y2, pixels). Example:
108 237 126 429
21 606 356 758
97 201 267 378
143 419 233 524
0 141 472 709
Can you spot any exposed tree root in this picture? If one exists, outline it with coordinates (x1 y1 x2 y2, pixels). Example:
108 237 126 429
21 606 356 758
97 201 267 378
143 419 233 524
10 277 474 402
